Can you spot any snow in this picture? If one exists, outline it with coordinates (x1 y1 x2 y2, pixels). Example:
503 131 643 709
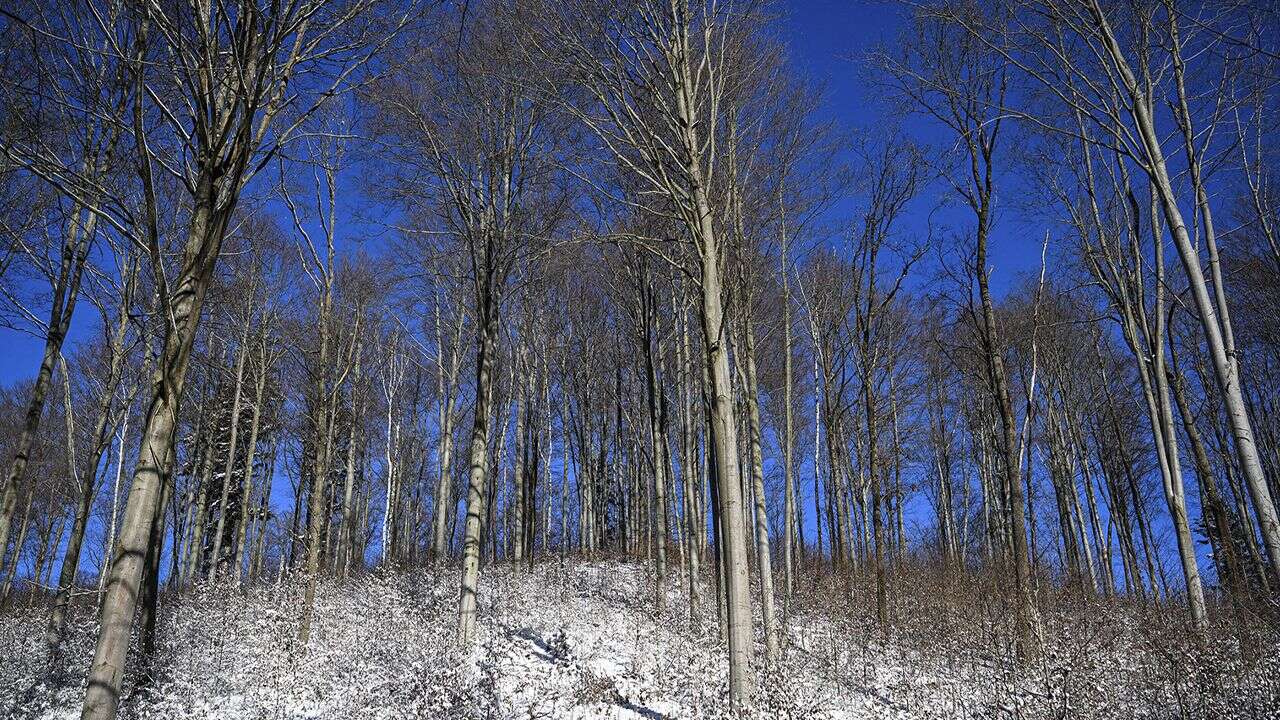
1 560 1276 718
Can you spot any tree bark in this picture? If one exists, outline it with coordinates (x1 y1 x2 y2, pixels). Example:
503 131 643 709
781 212 795 601
975 223 1034 651
82 187 233 719
429 299 462 562
739 305 779 661
458 308 497 644
690 178 755 701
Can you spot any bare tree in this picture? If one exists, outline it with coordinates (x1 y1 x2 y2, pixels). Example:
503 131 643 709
0 0 130 580
938 0 1280 586
368 0 570 644
876 8 1035 652
73 0 399 714
532 0 776 701
848 137 924 628
282 129 369 645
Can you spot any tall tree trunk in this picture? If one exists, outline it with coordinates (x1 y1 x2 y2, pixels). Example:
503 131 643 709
383 419 399 564
975 210 1034 653
430 299 462 562
540 355 552 556
458 307 498 644
82 185 233 719
780 213 795 601
739 308 779 662
689 177 755 701
678 301 702 620
513 344 528 563
299 284 336 647
642 278 669 607
865 379 888 628
559 384 570 557
338 368 360 577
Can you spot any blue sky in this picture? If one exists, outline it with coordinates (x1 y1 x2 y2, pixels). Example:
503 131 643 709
781 0 1049 291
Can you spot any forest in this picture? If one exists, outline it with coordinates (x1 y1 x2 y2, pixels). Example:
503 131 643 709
0 0 1277 718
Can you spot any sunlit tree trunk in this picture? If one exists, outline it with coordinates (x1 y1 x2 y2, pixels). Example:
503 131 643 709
780 201 796 601
84 182 235 718
458 309 498 644
430 298 463 562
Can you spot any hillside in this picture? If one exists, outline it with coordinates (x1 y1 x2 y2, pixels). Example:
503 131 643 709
3 560 1275 719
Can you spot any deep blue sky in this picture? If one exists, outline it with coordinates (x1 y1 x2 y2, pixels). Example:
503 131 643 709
781 0 1047 294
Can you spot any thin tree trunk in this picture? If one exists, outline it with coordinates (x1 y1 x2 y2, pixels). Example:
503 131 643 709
975 222 1034 651
100 410 130 596
430 299 463 562
210 318 253 573
513 343 528 563
0 205 99 577
679 301 702 620
184 419 215 584
641 277 668 607
233 338 269 583
251 438 278 580
338 360 360 577
780 212 795 601
0 492 33 606
48 258 139 651
299 283 336 647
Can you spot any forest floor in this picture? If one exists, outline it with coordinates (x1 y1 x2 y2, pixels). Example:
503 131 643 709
1 558 1277 719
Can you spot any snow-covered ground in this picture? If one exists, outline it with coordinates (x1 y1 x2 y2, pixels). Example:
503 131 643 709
1 560 1276 718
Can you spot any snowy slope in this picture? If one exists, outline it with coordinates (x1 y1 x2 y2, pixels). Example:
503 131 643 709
1 559 1276 719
